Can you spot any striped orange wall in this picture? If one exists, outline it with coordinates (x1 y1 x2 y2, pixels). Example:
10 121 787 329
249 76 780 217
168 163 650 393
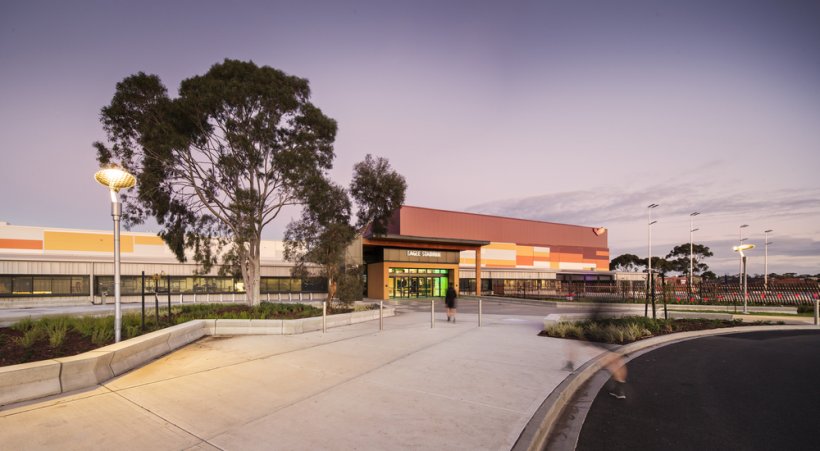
0 238 43 250
460 242 608 271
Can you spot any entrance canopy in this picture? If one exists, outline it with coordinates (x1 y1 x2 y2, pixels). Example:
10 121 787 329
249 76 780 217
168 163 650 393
362 234 489 300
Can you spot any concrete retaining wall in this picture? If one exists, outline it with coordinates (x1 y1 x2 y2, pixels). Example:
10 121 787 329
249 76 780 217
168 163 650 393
0 307 393 407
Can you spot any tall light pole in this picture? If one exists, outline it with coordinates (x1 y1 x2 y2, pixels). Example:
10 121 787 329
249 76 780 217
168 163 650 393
94 163 136 343
647 203 659 318
739 224 748 290
733 244 756 314
764 229 773 291
689 212 700 294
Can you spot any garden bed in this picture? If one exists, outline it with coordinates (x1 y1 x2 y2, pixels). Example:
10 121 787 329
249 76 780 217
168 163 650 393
0 302 356 367
540 316 784 345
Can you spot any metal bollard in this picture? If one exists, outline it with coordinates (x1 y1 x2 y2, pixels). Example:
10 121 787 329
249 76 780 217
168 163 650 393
380 301 384 331
431 299 435 328
179 294 183 304
323 301 327 333
815 299 819 326
478 298 482 327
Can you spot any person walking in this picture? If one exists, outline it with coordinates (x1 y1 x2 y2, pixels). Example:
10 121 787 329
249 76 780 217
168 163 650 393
445 286 457 322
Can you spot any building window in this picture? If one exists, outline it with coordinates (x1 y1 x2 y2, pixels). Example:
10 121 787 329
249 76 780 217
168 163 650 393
0 276 11 295
0 275 90 297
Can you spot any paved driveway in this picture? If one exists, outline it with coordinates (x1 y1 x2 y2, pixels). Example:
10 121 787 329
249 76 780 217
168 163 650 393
577 330 820 451
1 301 604 450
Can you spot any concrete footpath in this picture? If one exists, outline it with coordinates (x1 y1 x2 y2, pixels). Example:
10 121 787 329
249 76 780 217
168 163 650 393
0 304 605 450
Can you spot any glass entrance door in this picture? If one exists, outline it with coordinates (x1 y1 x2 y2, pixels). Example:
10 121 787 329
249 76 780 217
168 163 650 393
388 271 449 299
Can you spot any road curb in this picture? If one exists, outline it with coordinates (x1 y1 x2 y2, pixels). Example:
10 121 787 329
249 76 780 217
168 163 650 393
513 324 820 451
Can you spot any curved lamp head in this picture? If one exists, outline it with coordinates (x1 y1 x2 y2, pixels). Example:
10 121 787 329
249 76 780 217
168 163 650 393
95 163 136 192
733 243 756 257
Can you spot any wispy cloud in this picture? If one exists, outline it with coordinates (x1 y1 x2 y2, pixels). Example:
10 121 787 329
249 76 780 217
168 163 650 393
466 182 820 227
465 181 820 275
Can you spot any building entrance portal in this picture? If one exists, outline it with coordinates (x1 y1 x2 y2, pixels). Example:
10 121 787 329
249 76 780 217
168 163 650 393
388 268 449 299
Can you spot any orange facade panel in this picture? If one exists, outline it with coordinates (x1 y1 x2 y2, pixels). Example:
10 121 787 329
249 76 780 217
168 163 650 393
0 238 43 250
516 256 535 266
553 252 584 263
134 235 164 246
481 259 516 268
44 231 134 253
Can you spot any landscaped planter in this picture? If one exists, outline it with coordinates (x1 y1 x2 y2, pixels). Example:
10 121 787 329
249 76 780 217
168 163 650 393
0 307 394 407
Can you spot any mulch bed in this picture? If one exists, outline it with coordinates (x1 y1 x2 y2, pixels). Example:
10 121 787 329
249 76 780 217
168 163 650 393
0 329 101 366
1 305 356 367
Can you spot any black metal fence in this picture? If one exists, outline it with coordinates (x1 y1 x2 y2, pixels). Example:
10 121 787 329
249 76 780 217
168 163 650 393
497 280 820 307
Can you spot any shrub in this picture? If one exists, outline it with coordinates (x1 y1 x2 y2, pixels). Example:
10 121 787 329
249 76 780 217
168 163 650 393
125 324 141 339
91 322 114 346
336 267 364 306
623 323 652 342
15 328 44 348
45 318 69 348
71 316 99 337
11 318 35 333
542 315 769 345
547 322 585 339
797 304 817 314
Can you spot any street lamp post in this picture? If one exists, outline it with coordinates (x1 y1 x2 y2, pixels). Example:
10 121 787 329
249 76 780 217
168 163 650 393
647 203 659 318
764 229 773 291
733 244 756 314
738 224 748 290
689 212 700 295
94 163 136 343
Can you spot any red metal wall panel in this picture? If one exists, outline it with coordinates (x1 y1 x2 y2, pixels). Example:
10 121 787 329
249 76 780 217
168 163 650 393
395 206 607 249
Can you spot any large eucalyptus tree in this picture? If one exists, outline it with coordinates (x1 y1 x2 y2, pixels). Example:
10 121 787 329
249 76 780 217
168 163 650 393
94 59 337 305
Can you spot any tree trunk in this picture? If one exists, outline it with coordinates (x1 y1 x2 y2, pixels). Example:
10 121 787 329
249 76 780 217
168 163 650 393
327 271 336 308
239 238 262 306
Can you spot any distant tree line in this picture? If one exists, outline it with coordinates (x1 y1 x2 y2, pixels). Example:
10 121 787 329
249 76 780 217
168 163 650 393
611 245 819 282
610 243 716 279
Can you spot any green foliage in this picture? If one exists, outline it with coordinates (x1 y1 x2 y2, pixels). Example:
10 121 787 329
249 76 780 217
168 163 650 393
4 302 330 361
336 266 364 305
125 324 141 340
11 318 34 332
546 322 585 339
284 178 356 303
44 317 70 348
16 328 45 348
284 154 406 304
91 323 114 346
72 316 100 337
94 59 339 305
665 243 713 276
544 316 749 344
350 154 407 235
610 253 643 272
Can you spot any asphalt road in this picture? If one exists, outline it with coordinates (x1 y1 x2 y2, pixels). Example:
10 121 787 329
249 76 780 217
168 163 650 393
577 330 820 451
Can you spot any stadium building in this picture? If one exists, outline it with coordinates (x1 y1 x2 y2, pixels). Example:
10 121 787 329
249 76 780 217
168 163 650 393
0 206 612 307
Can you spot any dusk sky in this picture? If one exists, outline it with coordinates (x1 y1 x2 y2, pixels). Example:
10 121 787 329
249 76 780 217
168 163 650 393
2 0 819 276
